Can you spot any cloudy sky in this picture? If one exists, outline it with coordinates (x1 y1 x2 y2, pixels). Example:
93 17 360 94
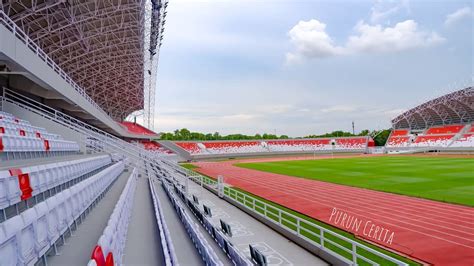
153 0 472 137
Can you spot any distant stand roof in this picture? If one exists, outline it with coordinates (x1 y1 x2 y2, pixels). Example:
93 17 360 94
121 121 158 136
391 87 474 130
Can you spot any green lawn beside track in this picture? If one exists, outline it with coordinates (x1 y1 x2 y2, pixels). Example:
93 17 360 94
236 156 474 206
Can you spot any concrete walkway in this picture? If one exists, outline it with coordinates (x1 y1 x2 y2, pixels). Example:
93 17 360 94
48 169 130 266
122 176 165 265
178 174 328 266
153 180 204 266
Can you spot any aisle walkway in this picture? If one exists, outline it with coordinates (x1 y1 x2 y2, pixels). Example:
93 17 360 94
153 180 204 265
123 176 165 265
175 172 328 266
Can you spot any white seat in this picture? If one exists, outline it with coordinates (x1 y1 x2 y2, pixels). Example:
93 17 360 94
97 234 111 260
45 199 60 244
33 202 50 257
19 208 38 264
0 216 22 266
1 174 21 207
0 170 12 209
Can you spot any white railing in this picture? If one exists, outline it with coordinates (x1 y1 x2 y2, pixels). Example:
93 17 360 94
161 180 223 266
0 11 111 120
182 167 408 266
164 176 252 266
1 88 165 177
149 177 178 266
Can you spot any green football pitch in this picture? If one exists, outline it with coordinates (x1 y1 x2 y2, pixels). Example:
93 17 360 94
236 156 474 206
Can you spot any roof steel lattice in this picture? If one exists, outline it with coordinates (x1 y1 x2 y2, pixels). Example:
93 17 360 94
1 0 167 122
392 87 474 130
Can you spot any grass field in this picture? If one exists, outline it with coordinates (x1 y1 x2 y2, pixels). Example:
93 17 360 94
236 155 474 206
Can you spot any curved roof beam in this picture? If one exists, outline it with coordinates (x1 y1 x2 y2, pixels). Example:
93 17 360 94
392 87 473 129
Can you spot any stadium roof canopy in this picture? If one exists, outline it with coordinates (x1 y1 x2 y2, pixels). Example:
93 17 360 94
392 87 474 130
0 0 166 121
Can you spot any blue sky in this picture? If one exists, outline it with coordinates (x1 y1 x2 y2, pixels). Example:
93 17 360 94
153 0 472 137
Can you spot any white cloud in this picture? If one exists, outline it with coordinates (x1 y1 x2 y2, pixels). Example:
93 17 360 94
444 7 472 26
346 20 445 53
321 105 358 113
286 19 343 63
286 19 444 63
370 0 410 24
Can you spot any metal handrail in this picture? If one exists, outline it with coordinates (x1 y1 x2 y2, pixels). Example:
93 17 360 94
0 11 111 120
1 88 165 176
182 167 408 266
149 177 178 266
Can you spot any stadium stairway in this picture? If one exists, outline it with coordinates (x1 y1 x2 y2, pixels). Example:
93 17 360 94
158 140 192 161
122 176 165 265
150 179 204 265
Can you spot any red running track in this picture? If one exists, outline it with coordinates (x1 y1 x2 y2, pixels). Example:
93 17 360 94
193 157 474 265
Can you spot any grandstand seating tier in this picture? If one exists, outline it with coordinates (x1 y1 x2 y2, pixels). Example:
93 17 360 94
386 124 474 149
425 125 464 135
120 122 157 136
449 134 474 147
175 142 201 155
1 112 79 154
386 136 411 147
140 141 173 154
391 129 409 136
0 161 124 265
175 137 369 155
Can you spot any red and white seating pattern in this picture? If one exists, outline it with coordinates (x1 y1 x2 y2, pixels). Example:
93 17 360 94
425 125 464 134
0 161 124 266
1 111 79 153
386 136 411 147
390 129 409 136
386 130 412 148
335 138 367 149
89 168 137 266
139 141 174 155
121 121 157 136
0 154 112 212
267 139 330 152
176 137 369 155
204 141 267 154
386 124 474 148
176 142 201 155
411 135 455 147
450 134 474 147
449 125 474 148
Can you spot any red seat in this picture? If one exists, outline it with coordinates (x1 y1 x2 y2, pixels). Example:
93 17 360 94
425 125 464 134
176 142 201 154
105 252 114 266
120 121 157 135
91 245 106 266
391 129 409 136
387 136 410 146
414 135 454 143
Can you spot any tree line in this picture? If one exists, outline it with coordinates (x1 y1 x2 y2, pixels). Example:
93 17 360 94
159 128 391 146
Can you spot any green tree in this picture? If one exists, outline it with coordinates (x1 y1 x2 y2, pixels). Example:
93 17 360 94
373 129 391 146
358 129 370 136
